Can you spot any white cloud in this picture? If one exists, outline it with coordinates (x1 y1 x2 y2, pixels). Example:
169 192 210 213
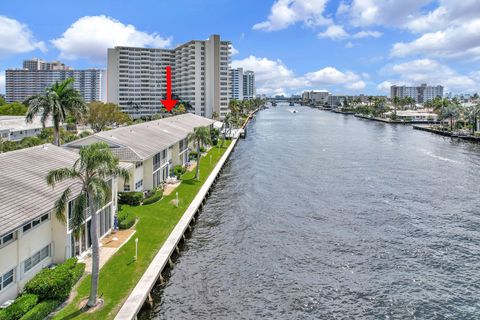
51 15 171 63
352 30 382 38
317 25 349 40
339 0 431 27
231 45 239 56
253 0 331 31
381 59 479 93
232 55 305 96
345 41 354 48
305 67 365 89
0 71 5 94
391 19 480 59
232 55 366 95
0 16 46 57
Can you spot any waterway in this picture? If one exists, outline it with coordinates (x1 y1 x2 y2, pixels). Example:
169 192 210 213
141 105 480 319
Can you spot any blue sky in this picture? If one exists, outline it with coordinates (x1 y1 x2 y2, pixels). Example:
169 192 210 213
1 0 479 96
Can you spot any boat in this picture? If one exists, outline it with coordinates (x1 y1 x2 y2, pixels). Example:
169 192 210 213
272 102 277 107
289 102 294 106
288 109 298 114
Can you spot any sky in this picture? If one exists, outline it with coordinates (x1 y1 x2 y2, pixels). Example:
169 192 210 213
1 0 480 97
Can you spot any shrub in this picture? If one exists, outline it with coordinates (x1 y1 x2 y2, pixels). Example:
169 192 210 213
118 211 136 229
199 146 206 153
71 263 85 282
3 294 38 320
23 259 78 302
173 165 186 179
118 192 143 206
189 151 198 160
143 189 163 205
19 300 60 320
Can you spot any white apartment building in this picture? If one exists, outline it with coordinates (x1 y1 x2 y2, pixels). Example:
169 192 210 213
230 68 244 100
302 90 330 104
64 113 214 193
390 84 443 104
0 116 62 142
6 60 106 103
243 71 255 100
107 34 231 119
0 145 118 304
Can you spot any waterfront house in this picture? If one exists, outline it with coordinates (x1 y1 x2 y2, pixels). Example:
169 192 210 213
383 110 438 122
0 144 119 305
64 113 214 193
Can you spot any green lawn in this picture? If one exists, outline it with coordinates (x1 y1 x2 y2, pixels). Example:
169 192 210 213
53 141 232 320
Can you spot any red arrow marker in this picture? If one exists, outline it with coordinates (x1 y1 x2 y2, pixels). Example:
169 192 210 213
161 66 178 112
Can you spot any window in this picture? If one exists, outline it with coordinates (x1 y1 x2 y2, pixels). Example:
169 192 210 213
22 214 49 233
24 244 51 273
135 161 143 168
0 232 16 248
124 184 130 192
0 269 14 292
135 180 143 190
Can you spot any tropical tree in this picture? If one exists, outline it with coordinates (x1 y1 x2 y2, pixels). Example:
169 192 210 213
87 101 130 132
0 102 28 115
438 101 460 131
464 103 480 135
46 142 129 308
26 78 86 146
188 127 212 180
392 96 401 117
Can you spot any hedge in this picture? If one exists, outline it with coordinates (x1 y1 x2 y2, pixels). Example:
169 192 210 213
23 258 80 301
72 263 85 282
118 192 143 206
2 294 38 320
118 211 136 229
189 151 198 160
19 300 60 320
143 189 163 205
173 165 186 179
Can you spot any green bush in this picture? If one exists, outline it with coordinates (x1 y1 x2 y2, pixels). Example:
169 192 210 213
3 294 38 320
199 146 206 153
189 151 198 160
71 263 85 282
19 300 60 320
23 259 81 301
173 165 186 179
118 211 136 229
0 309 6 320
118 192 143 206
143 190 163 205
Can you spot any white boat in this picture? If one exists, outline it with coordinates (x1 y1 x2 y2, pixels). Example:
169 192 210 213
288 109 298 114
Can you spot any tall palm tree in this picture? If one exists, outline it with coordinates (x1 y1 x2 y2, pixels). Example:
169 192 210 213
188 127 212 180
47 142 129 308
392 96 401 117
26 78 86 146
439 102 460 131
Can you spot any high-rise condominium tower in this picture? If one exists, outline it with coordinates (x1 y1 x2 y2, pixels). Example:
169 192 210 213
390 84 443 104
6 59 106 103
243 70 256 100
230 68 244 100
107 34 231 119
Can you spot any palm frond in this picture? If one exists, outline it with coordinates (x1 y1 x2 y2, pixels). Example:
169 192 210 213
53 187 71 224
71 192 87 235
46 167 77 186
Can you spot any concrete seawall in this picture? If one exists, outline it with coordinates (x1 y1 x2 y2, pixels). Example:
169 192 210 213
115 110 259 320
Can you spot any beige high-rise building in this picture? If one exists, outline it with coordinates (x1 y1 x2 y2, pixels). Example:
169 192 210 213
107 34 231 119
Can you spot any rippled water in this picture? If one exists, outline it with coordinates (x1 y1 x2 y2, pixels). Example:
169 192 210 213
141 105 480 319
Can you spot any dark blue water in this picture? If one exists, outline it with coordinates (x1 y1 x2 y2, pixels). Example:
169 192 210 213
143 105 480 319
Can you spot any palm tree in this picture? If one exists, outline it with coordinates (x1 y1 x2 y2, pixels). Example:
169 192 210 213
188 127 212 180
26 78 86 146
392 96 401 117
46 142 129 308
438 102 460 131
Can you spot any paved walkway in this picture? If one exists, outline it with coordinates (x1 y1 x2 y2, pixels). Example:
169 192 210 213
115 138 239 320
